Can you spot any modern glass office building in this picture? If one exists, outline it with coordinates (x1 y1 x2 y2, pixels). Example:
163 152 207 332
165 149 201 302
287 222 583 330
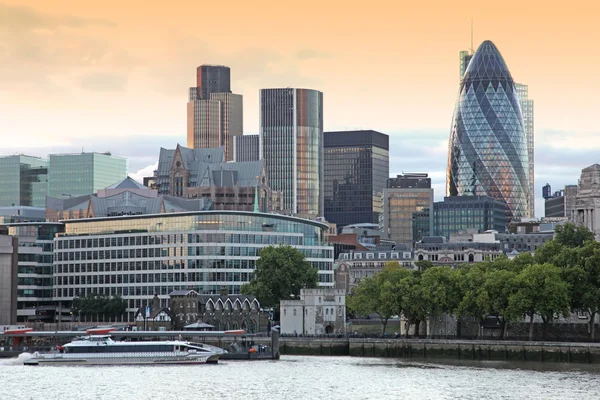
323 130 389 229
47 152 127 198
233 134 260 162
260 88 323 217
4 223 64 323
433 196 507 239
53 211 334 321
448 40 529 221
0 155 48 207
382 187 433 249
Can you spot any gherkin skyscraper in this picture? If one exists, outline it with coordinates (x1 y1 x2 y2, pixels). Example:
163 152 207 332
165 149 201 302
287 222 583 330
447 40 529 221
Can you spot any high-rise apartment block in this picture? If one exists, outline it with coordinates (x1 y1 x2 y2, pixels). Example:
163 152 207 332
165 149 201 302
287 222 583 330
187 65 243 161
260 88 324 217
382 173 433 249
47 152 127 199
0 155 48 207
233 134 259 162
323 130 389 228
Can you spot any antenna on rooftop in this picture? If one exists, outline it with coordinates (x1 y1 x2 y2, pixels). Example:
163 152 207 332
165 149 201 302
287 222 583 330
470 18 474 54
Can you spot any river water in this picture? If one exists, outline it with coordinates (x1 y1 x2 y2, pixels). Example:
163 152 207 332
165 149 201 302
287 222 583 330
2 354 600 400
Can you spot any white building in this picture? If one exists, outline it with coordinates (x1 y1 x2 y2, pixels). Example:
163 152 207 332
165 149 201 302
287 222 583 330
280 288 346 336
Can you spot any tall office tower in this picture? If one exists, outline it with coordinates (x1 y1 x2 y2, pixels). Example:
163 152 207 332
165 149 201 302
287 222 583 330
382 173 433 249
0 155 47 207
233 134 259 162
459 49 535 217
448 41 529 221
260 88 324 217
459 50 473 80
323 130 389 228
187 65 243 161
515 83 535 217
47 152 127 198
196 65 231 99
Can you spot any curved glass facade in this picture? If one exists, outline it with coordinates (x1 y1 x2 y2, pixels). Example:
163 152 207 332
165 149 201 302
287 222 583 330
447 40 529 220
54 211 334 320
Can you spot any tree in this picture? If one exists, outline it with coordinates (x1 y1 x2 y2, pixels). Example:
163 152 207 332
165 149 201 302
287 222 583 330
554 223 595 248
241 245 318 309
72 294 127 321
456 265 489 336
507 263 570 340
419 266 461 337
477 268 518 338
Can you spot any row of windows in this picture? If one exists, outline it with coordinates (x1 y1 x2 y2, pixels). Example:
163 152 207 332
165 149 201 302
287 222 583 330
55 271 255 286
66 345 175 353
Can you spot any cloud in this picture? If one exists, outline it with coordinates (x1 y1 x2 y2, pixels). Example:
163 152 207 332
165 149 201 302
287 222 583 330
0 3 115 30
130 162 158 183
295 49 331 60
79 72 128 92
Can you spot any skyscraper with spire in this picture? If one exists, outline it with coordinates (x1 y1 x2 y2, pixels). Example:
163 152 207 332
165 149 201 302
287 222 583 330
187 65 243 162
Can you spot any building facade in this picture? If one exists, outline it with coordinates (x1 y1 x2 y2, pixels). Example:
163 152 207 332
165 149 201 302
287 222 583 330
448 40 529 221
52 211 334 321
433 196 506 239
260 88 324 217
515 83 535 218
323 130 389 228
0 234 18 325
2 223 63 323
47 152 127 199
0 155 47 207
155 145 283 213
415 237 503 266
233 134 259 162
280 288 346 336
0 207 45 224
572 164 600 236
382 174 433 249
187 65 242 161
335 250 414 294
544 184 578 219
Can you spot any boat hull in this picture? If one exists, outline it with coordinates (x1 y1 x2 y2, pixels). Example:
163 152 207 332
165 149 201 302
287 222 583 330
24 353 220 366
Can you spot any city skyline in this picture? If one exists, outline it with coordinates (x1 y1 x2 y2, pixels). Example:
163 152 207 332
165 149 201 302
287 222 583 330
1 1 599 217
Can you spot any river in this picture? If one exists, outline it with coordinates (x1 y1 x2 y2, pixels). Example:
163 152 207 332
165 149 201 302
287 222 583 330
1 354 600 399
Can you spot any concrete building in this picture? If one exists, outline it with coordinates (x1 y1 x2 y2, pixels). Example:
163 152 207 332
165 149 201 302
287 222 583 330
260 88 324 218
0 207 45 224
155 145 283 213
280 288 346 335
47 152 127 199
415 236 503 266
382 174 433 249
2 223 64 323
233 134 259 162
544 184 578 219
433 196 507 239
0 234 18 325
52 210 334 322
0 155 47 207
187 65 242 161
323 130 389 228
335 250 414 294
572 164 600 236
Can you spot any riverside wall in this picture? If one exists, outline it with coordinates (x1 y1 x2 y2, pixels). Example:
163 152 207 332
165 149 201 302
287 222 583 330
271 337 600 364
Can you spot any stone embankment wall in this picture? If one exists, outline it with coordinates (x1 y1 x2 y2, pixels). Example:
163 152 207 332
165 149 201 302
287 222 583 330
271 338 600 364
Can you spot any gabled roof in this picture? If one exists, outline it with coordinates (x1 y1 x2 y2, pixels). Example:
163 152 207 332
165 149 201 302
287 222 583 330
169 289 199 297
106 176 147 189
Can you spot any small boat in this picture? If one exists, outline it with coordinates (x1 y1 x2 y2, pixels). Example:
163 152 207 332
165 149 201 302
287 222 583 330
24 335 220 366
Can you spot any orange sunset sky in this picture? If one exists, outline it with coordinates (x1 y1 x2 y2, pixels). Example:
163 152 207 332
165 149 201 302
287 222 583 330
1 0 599 215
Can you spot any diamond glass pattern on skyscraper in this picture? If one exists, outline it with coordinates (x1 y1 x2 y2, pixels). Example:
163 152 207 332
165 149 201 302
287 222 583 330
447 40 529 221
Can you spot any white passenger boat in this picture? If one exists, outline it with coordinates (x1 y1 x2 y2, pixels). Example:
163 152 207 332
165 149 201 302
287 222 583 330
24 335 220 366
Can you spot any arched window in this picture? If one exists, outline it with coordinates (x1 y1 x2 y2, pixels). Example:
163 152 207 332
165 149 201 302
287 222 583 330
468 253 474 263
418 254 424 261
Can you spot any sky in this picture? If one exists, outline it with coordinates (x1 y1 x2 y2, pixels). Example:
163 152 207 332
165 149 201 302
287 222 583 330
1 0 599 217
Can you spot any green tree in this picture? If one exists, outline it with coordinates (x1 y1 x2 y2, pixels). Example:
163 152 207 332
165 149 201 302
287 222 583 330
563 242 600 339
241 245 318 309
507 263 570 340
456 264 489 336
554 223 595 248
420 266 461 337
347 276 395 335
401 272 427 337
478 268 518 338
